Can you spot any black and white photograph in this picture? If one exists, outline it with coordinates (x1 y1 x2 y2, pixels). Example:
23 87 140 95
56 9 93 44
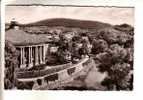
4 5 134 91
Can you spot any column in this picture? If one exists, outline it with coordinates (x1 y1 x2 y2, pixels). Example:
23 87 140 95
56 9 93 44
28 46 33 68
42 46 45 64
30 47 33 66
23 47 26 68
20 47 26 68
20 47 23 68
28 47 31 64
40 46 43 64
35 46 39 65
43 45 46 64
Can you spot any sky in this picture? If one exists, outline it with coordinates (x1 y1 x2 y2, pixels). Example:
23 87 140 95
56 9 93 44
5 6 134 26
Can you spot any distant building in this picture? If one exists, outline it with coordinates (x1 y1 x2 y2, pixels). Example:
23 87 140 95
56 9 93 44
5 21 51 69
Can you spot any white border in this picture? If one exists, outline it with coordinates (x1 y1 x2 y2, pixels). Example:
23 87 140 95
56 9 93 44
1 0 143 100
1 1 5 100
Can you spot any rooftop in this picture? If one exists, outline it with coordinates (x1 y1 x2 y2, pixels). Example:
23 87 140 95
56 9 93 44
5 28 52 46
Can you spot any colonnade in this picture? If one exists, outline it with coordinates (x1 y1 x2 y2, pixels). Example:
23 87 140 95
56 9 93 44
19 45 46 69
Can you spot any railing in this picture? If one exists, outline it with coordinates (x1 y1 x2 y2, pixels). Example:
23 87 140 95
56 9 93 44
36 58 92 90
17 63 72 78
16 57 89 79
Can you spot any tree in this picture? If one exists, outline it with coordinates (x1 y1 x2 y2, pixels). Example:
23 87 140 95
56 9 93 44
91 39 108 54
109 44 127 63
97 28 119 44
5 40 19 89
57 34 71 64
95 43 133 90
97 44 132 90
125 48 133 67
97 28 132 45
95 52 112 72
57 48 71 64
101 63 131 90
90 25 133 90
79 39 89 56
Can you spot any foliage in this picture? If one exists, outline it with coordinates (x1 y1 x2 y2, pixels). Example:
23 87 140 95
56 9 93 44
97 28 132 45
101 63 132 90
93 26 134 90
91 39 108 54
57 34 71 64
4 40 19 89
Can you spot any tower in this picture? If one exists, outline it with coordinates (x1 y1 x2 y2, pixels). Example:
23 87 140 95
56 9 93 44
9 18 19 30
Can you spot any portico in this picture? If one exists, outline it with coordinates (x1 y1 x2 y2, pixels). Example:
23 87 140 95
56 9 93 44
17 44 47 69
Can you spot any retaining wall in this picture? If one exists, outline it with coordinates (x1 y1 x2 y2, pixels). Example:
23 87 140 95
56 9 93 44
16 57 93 90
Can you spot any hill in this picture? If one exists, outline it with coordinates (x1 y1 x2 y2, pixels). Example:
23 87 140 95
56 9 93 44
24 18 112 29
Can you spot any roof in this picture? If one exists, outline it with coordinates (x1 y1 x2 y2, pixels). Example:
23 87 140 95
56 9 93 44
5 29 52 46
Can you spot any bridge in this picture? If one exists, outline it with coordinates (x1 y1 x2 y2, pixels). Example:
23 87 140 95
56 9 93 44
16 57 94 90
